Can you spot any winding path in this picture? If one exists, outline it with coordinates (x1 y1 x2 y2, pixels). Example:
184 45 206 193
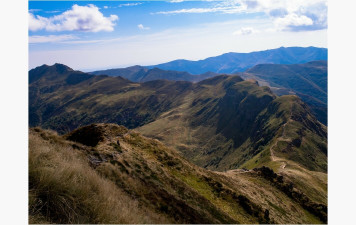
270 111 293 171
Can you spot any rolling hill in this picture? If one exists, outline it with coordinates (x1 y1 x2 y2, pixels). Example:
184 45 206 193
147 46 327 74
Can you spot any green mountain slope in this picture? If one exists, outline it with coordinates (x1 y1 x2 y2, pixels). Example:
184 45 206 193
29 64 327 173
29 63 327 223
29 124 327 224
239 60 327 124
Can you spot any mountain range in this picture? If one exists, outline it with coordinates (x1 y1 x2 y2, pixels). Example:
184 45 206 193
29 63 326 171
146 46 327 74
90 47 327 124
29 48 328 223
239 60 327 124
91 65 219 83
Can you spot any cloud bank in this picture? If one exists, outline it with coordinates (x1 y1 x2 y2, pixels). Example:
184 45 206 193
29 4 119 32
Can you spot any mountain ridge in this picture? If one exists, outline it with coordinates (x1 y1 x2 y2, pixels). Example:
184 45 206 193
29 62 328 224
240 60 327 124
146 46 327 74
89 48 327 125
29 63 327 173
91 65 219 83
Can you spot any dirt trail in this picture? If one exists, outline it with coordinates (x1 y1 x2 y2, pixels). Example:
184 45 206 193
224 110 292 175
270 111 293 171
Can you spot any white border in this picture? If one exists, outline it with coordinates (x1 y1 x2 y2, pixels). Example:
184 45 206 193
0 0 28 224
1 0 356 224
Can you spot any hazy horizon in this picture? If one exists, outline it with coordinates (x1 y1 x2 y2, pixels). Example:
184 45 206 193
30 45 328 72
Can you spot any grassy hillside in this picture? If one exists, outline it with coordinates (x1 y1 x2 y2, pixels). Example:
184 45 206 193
29 124 327 224
29 64 327 173
240 60 327 124
92 60 328 125
29 127 167 224
137 80 327 173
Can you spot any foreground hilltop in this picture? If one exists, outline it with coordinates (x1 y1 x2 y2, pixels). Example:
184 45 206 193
29 63 327 173
29 124 326 224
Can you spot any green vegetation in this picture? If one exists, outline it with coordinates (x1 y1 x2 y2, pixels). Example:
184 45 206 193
29 124 327 224
29 64 327 173
29 63 327 224
241 60 327 124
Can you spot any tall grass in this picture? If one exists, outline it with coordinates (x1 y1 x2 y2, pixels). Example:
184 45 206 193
29 130 167 224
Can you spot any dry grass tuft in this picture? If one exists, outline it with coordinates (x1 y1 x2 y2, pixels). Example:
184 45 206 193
29 129 168 224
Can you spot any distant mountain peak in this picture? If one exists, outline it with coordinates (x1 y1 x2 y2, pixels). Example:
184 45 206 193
147 46 327 74
53 63 74 73
29 63 90 85
31 63 74 74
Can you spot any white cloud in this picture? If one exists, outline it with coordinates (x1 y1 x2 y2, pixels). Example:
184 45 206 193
275 13 313 28
170 0 185 3
103 6 109 9
29 35 78 43
240 0 327 31
154 0 327 31
29 13 48 31
240 0 325 14
118 3 142 7
138 24 150 30
29 4 119 32
233 27 258 35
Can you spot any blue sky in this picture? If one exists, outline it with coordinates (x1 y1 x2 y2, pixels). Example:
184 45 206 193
29 0 328 71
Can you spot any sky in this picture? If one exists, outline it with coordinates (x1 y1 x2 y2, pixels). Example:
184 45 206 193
29 0 328 71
